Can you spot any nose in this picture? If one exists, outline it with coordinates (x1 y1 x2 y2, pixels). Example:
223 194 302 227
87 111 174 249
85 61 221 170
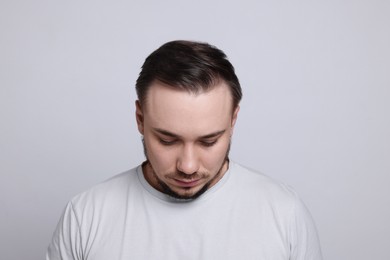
177 144 199 175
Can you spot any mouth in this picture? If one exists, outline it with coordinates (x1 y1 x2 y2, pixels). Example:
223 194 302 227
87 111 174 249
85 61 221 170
173 178 202 188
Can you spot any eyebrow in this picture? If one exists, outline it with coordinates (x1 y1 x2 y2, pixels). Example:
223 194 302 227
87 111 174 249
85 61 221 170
152 128 226 139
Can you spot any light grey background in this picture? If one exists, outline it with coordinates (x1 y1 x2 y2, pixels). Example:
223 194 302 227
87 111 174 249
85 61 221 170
1 1 389 259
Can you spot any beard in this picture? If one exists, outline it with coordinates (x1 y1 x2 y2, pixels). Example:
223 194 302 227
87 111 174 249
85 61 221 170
142 138 231 200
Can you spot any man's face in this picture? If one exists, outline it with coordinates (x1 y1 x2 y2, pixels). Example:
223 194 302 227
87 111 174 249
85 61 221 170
136 81 239 200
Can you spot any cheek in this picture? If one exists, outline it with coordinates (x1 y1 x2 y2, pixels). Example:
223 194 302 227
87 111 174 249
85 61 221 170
201 140 230 169
146 139 177 171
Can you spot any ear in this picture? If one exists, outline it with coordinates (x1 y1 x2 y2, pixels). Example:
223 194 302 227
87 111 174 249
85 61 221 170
230 105 240 134
135 100 144 135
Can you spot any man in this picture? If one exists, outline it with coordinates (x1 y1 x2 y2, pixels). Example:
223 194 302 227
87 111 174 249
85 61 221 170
47 40 322 259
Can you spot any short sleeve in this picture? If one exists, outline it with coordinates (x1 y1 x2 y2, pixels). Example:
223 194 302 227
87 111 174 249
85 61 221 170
289 194 323 260
46 202 83 260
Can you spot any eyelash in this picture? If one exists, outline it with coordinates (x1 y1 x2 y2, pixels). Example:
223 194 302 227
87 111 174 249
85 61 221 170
200 140 217 147
159 139 177 146
158 139 218 147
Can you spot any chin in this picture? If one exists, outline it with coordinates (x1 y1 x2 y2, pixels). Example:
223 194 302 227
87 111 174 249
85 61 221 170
163 182 210 200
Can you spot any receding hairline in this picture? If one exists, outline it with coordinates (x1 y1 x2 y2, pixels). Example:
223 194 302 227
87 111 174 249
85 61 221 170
138 78 237 113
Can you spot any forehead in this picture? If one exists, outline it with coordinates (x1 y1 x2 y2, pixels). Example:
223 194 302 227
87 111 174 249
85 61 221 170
143 82 233 136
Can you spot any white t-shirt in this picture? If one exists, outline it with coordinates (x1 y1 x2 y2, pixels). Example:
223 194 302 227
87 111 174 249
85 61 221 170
47 162 322 260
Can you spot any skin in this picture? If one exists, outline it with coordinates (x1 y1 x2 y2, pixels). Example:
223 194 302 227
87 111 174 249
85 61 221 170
136 81 239 200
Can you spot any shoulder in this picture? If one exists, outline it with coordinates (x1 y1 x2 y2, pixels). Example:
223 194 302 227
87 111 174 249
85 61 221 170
227 161 307 221
229 161 298 201
229 162 323 258
228 162 319 235
69 166 141 212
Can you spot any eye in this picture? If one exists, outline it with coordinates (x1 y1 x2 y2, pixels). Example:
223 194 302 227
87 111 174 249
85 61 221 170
159 139 177 146
200 140 217 147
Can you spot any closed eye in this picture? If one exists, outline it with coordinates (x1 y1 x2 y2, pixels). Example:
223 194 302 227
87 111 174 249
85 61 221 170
200 140 218 147
159 139 178 146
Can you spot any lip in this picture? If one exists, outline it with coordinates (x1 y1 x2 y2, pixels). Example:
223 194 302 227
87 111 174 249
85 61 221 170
173 179 201 188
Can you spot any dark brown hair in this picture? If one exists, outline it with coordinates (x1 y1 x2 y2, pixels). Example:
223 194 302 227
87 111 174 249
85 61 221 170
135 40 242 109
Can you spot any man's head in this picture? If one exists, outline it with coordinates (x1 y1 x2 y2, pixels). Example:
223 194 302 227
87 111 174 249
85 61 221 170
135 40 242 200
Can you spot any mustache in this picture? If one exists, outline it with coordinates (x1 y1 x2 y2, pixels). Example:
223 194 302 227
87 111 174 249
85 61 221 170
165 171 207 180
